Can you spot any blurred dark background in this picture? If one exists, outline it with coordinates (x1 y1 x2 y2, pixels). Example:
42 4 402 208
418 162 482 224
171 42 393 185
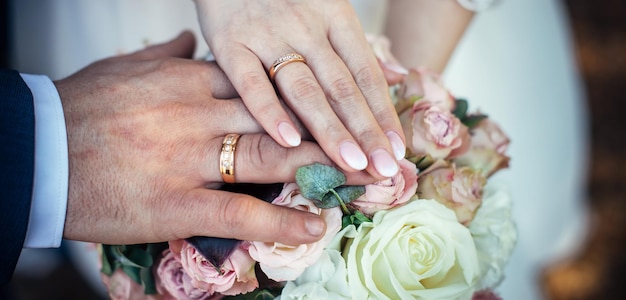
2 0 626 299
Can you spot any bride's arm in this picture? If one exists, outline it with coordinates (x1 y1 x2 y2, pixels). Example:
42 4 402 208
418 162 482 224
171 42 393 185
384 0 474 73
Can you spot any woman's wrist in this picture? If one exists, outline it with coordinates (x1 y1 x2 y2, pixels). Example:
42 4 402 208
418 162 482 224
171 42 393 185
456 0 498 12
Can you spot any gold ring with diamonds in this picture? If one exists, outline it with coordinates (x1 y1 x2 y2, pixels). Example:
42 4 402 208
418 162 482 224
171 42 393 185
268 53 307 81
219 133 241 183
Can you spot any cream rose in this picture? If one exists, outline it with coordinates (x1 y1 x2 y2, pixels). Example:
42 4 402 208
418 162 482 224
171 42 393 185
339 200 480 299
407 103 470 160
248 183 342 281
279 249 351 300
155 249 214 300
469 183 517 290
171 240 257 296
418 165 486 225
454 118 510 177
350 159 418 216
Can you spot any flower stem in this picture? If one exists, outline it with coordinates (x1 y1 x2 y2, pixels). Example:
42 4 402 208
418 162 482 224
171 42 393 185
329 189 350 214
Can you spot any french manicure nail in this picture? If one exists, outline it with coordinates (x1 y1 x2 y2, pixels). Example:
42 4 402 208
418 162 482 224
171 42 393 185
386 131 406 160
339 141 368 170
305 216 325 237
371 149 399 177
278 122 301 147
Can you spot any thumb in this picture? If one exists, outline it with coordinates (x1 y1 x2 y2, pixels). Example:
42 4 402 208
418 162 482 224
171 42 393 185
170 188 327 245
126 30 197 60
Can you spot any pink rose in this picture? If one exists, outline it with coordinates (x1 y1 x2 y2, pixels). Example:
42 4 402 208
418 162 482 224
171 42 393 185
417 165 486 225
454 118 511 177
171 240 258 296
247 183 342 281
366 34 407 86
350 159 418 216
472 289 503 300
401 68 456 111
101 269 161 300
156 249 215 300
407 103 470 159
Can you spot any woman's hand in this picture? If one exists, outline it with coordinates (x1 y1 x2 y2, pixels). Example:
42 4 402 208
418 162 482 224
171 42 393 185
56 32 373 246
194 0 406 179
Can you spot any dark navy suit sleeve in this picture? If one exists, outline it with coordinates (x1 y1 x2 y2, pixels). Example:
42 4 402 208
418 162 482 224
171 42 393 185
0 69 35 285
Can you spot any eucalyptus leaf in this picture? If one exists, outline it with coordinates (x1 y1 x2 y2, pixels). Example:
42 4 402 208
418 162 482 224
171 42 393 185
321 185 365 207
296 163 346 201
452 99 468 119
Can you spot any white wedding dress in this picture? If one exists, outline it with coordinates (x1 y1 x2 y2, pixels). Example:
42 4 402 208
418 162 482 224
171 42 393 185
11 1 589 299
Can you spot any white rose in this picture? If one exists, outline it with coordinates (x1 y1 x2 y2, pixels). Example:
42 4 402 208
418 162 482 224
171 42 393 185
469 182 517 290
279 249 351 300
339 200 480 299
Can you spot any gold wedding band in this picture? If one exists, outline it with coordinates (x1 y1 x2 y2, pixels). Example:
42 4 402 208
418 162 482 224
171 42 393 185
268 53 307 81
219 133 241 183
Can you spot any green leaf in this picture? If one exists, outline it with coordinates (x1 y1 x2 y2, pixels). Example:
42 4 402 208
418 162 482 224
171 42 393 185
111 245 153 269
462 114 488 129
140 266 158 294
100 245 115 276
321 185 365 207
342 211 372 229
296 163 346 201
224 289 277 299
452 99 468 119
121 265 142 284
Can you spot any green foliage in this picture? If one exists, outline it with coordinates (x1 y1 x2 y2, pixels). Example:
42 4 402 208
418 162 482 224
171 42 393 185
100 243 168 295
342 210 372 229
296 163 365 212
224 289 277 300
453 98 488 129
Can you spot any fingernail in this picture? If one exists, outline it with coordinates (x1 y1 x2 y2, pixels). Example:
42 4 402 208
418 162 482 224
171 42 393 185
339 141 368 170
305 216 325 237
386 131 406 160
371 149 399 177
278 122 301 147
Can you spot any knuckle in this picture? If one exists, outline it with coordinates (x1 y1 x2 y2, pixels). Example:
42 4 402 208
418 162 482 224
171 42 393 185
288 76 321 101
354 64 385 95
219 196 252 235
238 72 269 93
327 76 359 105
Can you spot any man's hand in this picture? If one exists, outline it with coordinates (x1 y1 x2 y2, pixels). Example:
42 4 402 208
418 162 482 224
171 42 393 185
55 32 371 246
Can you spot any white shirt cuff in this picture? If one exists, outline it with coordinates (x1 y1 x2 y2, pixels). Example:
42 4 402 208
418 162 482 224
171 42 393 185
20 74 68 248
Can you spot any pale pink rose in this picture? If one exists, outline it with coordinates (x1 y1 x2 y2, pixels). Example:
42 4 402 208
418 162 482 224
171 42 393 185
156 249 214 300
417 165 486 225
472 289 503 300
101 268 161 300
407 103 471 159
454 118 511 177
401 68 456 111
248 183 343 281
172 240 258 296
350 159 418 216
366 34 407 86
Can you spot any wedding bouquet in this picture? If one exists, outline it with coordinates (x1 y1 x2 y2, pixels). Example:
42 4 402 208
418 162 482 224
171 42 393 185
99 36 516 300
